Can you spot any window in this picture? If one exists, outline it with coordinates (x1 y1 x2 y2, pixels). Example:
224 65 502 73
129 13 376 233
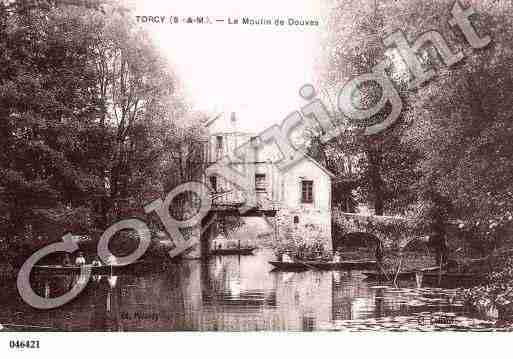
215 136 223 160
293 216 299 224
216 136 223 149
301 180 313 203
255 174 266 192
209 176 217 192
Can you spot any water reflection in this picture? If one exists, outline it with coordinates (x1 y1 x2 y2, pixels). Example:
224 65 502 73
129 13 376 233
0 250 494 331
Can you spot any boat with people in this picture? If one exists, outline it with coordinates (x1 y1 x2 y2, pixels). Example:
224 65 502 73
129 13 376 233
305 259 377 270
210 247 257 256
269 247 379 271
269 259 377 271
268 261 309 271
32 260 152 276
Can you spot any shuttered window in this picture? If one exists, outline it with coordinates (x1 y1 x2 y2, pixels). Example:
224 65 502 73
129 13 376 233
301 180 313 203
216 136 223 149
255 174 266 192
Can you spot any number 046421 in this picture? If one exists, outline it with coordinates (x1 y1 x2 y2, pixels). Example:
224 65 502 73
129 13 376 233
9 340 40 349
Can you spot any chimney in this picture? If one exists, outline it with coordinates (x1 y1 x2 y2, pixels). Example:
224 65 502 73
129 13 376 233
230 112 237 133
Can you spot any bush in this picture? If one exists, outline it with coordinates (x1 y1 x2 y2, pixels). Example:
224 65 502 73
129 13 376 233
272 228 332 261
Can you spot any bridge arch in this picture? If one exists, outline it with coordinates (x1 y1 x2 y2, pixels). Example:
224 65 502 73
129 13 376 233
333 211 427 252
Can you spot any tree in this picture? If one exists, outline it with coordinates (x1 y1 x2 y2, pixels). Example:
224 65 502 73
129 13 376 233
0 1 202 267
318 0 422 216
0 1 106 249
392 0 513 253
322 0 513 260
86 4 183 225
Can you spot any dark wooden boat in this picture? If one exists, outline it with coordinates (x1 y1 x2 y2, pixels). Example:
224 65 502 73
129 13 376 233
210 247 257 256
421 272 487 285
306 259 378 270
268 261 308 271
363 266 441 281
362 270 417 281
32 260 150 276
363 267 487 286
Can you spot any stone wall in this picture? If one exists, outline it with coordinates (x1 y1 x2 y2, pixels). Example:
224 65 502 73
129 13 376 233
275 204 332 251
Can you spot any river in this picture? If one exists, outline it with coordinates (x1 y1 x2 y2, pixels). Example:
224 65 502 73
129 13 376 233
0 249 503 331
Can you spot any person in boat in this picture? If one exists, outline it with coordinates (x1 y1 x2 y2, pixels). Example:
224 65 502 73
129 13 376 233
63 254 72 267
75 252 86 266
282 252 293 263
92 256 102 267
312 242 322 259
105 254 119 266
375 241 384 268
332 251 341 263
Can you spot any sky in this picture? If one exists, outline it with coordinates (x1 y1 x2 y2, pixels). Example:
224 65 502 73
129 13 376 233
132 0 328 133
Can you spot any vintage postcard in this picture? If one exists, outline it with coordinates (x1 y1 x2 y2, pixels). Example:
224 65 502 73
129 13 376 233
0 0 512 355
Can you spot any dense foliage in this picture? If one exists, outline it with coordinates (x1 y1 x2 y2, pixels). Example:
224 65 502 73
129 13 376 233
272 227 332 261
0 0 206 269
317 0 513 309
319 0 513 255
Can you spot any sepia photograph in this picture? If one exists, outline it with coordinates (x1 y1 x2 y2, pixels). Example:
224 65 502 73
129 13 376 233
0 0 513 352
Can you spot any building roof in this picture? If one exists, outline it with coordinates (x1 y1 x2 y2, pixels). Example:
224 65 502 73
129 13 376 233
301 154 336 179
206 112 336 179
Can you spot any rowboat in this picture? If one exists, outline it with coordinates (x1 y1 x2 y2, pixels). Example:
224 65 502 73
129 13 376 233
210 247 257 256
268 261 308 271
362 271 415 281
32 260 151 276
362 265 445 281
306 260 377 270
269 259 378 271
362 267 487 286
420 272 487 285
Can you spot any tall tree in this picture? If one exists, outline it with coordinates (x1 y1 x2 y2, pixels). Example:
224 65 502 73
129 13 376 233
322 0 513 258
317 0 422 216
87 4 181 225
0 0 105 249
0 1 200 264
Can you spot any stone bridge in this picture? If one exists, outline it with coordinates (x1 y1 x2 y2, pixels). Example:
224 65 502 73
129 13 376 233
334 212 464 251
334 212 425 250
